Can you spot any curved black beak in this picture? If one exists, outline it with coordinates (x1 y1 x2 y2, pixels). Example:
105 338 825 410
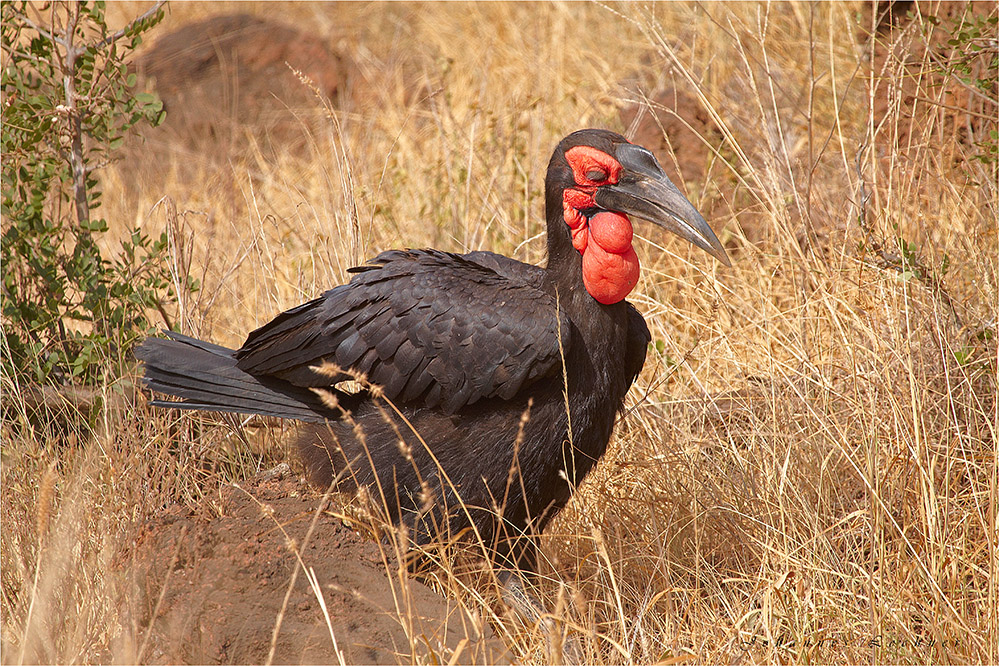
595 142 730 266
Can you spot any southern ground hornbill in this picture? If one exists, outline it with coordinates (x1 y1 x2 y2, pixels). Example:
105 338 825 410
138 129 729 578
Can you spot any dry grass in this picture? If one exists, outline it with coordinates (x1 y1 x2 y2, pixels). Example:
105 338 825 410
2 1 996 663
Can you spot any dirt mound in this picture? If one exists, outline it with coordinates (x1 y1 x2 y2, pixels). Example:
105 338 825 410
861 1 995 157
621 87 723 188
619 88 767 248
127 472 506 664
133 14 345 152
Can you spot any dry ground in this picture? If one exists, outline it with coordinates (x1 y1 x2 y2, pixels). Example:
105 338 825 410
2 2 997 664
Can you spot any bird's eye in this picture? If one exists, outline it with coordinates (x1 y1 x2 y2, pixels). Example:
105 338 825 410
586 169 608 182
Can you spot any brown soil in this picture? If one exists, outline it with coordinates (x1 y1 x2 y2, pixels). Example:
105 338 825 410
135 13 345 135
621 87 724 189
125 471 508 665
128 13 347 174
619 87 768 249
862 1 996 157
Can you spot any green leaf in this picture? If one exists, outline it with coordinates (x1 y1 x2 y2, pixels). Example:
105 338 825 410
2 0 173 390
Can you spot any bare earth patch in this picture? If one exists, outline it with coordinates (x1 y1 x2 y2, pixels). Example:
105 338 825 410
134 13 345 141
125 474 507 665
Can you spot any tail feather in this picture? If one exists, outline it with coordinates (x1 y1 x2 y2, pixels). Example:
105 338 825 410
136 331 338 423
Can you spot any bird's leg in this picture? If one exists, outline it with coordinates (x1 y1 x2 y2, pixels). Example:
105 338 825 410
497 569 584 664
493 536 584 664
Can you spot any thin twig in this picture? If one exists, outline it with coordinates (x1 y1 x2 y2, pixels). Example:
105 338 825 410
8 9 62 46
92 1 166 52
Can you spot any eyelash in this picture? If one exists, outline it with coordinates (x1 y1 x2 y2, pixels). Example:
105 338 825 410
586 170 607 182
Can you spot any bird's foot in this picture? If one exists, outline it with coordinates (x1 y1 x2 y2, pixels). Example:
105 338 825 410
255 462 292 481
499 570 584 665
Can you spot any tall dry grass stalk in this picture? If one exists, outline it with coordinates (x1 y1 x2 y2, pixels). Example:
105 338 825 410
3 2 995 663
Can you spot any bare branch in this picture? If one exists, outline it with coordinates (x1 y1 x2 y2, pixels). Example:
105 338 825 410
7 9 64 47
48 1 91 227
92 1 166 52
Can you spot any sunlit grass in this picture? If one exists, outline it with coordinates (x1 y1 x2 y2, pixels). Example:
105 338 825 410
2 1 996 663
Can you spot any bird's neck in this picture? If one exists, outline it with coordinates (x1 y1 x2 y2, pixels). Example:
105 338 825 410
544 181 587 296
544 181 640 306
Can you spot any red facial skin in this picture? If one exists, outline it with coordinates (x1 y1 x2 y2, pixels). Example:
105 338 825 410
565 145 623 188
562 146 640 304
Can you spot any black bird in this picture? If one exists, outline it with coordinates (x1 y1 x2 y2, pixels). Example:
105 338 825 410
137 129 729 574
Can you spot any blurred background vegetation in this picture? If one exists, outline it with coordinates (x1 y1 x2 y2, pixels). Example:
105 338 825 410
1 1 996 663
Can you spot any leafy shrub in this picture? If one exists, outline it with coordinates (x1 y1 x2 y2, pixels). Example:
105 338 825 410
1 1 180 389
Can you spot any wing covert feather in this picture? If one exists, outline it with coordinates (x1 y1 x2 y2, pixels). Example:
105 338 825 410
234 250 570 413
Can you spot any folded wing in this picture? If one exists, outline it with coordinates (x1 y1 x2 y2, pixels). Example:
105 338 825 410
234 249 571 414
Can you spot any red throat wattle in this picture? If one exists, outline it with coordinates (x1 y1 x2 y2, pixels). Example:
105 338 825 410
580 212 640 304
562 145 640 304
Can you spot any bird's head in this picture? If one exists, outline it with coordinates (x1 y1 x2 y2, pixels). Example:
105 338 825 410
546 129 729 304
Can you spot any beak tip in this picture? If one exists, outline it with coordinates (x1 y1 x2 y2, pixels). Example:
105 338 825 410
598 148 734 268
694 224 732 267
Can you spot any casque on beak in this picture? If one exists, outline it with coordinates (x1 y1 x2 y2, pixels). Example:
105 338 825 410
595 142 731 266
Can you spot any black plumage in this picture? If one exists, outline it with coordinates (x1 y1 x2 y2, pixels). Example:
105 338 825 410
137 129 729 572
